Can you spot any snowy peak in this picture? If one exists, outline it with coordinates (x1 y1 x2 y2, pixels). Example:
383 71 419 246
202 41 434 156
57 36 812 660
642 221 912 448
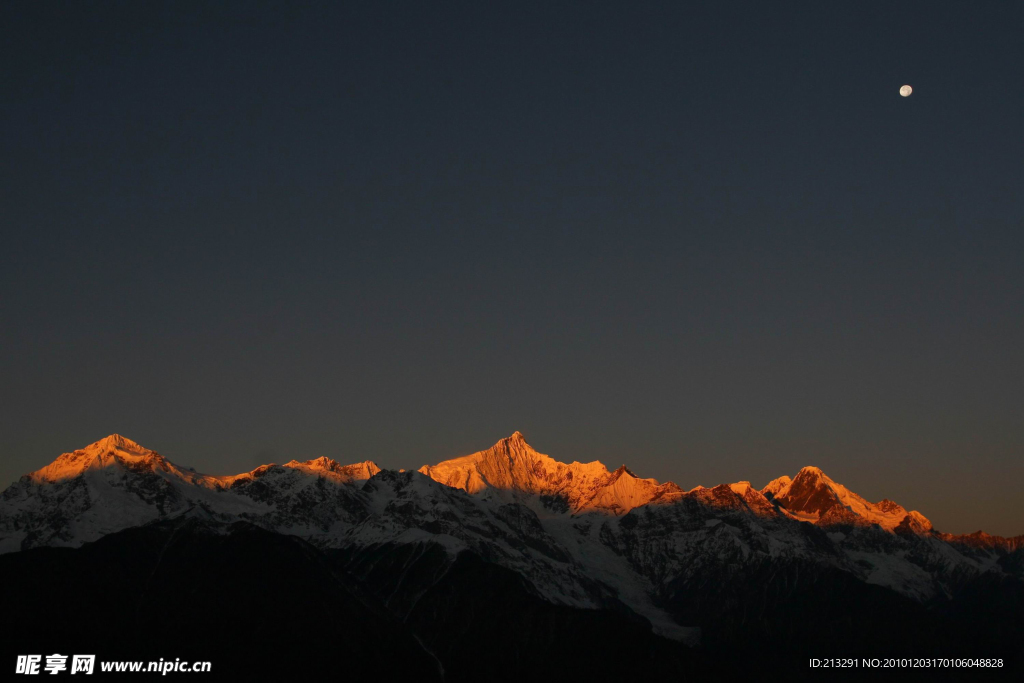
284 457 381 483
728 481 753 495
792 465 834 487
581 465 680 515
688 482 776 516
760 475 791 499
770 466 932 532
898 510 934 534
774 466 841 516
90 434 149 454
417 432 596 496
27 433 168 483
287 455 340 471
416 432 676 515
612 464 637 479
342 460 382 480
22 435 381 490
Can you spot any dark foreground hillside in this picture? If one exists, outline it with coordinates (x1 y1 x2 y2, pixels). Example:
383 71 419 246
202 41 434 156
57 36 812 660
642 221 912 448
2 518 1019 680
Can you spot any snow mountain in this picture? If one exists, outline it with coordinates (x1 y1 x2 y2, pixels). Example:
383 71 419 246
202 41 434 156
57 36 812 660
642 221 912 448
2 432 1022 649
417 431 681 514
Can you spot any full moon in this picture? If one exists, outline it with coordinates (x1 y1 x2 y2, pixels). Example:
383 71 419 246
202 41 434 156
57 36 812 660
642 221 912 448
900 84 913 97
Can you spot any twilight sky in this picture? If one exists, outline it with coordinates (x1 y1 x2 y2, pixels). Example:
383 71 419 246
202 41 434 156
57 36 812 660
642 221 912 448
2 1 1021 535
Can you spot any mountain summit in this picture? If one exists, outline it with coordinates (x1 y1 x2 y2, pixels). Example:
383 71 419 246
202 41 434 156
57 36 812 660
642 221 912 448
28 433 169 484
417 432 680 514
769 465 932 531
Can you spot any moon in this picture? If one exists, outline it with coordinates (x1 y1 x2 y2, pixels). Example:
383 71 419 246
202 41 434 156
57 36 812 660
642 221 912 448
900 84 913 97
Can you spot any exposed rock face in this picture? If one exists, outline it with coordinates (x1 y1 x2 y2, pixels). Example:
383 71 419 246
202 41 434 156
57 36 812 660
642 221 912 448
771 465 933 532
937 530 1024 552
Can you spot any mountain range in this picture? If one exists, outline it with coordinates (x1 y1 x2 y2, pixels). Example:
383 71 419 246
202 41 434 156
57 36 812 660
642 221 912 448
2 432 1021 678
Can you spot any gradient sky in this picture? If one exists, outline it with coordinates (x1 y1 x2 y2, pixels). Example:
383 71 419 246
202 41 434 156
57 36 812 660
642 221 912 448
2 1 1021 535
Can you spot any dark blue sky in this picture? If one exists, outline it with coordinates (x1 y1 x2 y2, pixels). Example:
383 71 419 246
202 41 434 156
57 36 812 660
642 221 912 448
2 1 1021 534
